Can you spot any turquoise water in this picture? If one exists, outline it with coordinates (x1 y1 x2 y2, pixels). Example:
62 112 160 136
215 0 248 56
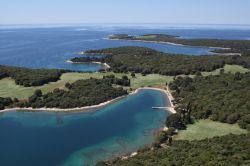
0 89 171 166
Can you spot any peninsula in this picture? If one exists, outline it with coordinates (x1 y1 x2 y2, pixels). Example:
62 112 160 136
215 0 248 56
109 34 250 56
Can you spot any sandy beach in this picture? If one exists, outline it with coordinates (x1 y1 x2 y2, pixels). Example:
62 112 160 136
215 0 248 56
1 87 176 114
66 60 111 69
130 87 176 114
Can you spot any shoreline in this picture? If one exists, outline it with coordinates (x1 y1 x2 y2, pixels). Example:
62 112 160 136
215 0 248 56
0 87 176 114
65 60 111 69
79 51 113 55
1 95 127 113
117 87 176 162
107 38 231 52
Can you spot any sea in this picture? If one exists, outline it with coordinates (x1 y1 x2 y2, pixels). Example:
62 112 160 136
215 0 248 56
0 24 250 166
1 24 249 71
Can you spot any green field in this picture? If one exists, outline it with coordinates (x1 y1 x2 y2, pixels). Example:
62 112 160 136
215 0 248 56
0 64 247 100
174 119 248 141
202 64 250 76
135 35 157 39
0 72 172 99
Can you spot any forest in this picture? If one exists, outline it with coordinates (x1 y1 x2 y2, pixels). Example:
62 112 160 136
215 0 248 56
104 134 250 166
74 46 250 75
110 34 250 56
169 72 250 130
15 77 128 109
0 97 13 110
0 65 65 87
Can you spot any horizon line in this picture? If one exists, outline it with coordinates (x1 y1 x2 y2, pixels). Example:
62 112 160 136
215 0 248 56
1 23 250 26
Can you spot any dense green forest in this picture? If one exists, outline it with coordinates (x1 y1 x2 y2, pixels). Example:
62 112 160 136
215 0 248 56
0 97 13 110
0 65 65 87
74 46 250 75
16 77 128 109
104 134 250 166
71 57 106 63
110 34 250 56
169 73 250 129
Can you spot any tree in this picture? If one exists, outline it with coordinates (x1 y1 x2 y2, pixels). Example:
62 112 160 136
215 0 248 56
131 72 136 78
34 89 42 97
65 82 72 89
238 114 250 129
166 114 186 130
0 103 4 110
13 98 19 103
227 113 240 124
234 72 242 80
122 75 128 80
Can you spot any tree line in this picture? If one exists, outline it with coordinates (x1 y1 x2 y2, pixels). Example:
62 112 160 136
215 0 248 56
0 65 66 87
15 77 128 109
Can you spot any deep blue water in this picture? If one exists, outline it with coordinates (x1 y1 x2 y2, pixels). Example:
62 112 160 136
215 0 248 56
1 25 249 71
0 89 170 166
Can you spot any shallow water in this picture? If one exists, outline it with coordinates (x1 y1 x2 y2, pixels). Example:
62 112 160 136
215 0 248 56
0 89 171 166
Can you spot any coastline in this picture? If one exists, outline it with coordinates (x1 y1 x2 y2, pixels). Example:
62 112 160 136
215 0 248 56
132 87 176 114
107 38 231 51
1 95 127 113
79 51 113 55
65 60 111 69
0 87 176 114
0 87 176 163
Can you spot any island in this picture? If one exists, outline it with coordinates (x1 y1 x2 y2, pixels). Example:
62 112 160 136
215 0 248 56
0 39 250 166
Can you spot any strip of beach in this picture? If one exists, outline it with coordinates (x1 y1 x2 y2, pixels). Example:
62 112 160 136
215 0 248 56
66 60 111 69
0 87 176 114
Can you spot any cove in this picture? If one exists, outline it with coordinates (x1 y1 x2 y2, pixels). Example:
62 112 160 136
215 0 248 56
0 89 171 166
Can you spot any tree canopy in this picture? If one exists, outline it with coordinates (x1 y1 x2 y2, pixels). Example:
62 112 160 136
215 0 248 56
107 134 250 166
169 72 250 129
16 77 128 109
72 46 250 76
0 65 65 87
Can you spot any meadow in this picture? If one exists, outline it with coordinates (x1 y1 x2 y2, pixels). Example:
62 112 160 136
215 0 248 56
174 119 247 141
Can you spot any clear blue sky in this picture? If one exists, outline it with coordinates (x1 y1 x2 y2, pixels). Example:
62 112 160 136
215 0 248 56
1 0 249 25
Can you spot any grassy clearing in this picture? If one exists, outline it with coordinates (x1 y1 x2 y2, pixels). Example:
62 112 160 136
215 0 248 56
174 119 248 141
0 65 247 100
202 64 250 76
135 35 157 39
0 72 172 99
129 74 173 89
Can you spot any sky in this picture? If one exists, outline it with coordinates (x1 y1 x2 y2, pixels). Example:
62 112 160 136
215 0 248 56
0 0 250 25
